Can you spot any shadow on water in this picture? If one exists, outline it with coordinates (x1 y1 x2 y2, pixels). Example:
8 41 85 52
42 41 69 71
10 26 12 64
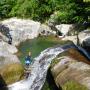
42 68 62 90
0 75 8 90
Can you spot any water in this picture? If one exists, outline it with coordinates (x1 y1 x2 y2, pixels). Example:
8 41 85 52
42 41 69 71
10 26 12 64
16 36 67 64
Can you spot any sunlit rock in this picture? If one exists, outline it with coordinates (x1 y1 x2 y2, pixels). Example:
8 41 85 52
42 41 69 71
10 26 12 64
2 18 41 46
55 24 74 36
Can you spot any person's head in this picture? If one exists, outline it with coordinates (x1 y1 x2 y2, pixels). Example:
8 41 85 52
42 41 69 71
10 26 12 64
28 51 31 56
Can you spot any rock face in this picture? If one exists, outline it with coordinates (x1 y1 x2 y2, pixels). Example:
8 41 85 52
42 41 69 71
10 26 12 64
78 30 90 46
51 48 90 90
2 18 41 46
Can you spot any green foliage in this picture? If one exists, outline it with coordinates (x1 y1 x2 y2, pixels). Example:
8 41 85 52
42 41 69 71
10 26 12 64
0 0 89 23
49 0 87 23
0 0 17 19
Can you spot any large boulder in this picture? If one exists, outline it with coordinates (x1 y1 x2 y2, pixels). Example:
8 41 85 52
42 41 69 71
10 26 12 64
51 48 90 90
2 18 41 46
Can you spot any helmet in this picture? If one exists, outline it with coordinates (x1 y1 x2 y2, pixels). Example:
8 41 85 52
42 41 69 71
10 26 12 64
28 51 31 56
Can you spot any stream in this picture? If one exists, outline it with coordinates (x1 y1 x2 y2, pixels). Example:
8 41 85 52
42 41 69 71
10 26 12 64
8 43 84 90
8 37 90 90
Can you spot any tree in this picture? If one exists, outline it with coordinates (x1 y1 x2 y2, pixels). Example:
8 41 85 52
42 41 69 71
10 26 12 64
0 0 17 19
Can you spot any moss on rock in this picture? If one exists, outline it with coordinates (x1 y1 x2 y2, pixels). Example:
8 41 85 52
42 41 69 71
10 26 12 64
0 63 24 85
62 80 88 90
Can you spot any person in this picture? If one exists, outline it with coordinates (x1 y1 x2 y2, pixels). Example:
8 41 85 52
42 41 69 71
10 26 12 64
24 52 32 79
25 52 32 68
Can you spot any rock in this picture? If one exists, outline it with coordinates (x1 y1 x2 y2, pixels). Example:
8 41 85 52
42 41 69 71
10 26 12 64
0 41 18 54
0 32 8 42
62 36 77 45
55 24 74 36
0 36 23 86
39 24 56 36
0 50 20 69
51 48 90 90
78 30 90 46
2 18 41 46
0 50 24 86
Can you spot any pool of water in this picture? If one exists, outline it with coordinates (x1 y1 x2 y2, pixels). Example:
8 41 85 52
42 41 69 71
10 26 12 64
17 36 64 64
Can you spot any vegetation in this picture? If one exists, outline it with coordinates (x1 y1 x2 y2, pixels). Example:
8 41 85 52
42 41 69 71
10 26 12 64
62 80 88 90
0 0 89 23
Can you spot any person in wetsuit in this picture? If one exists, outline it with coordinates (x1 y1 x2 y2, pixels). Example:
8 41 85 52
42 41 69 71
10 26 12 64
24 52 32 78
25 52 32 68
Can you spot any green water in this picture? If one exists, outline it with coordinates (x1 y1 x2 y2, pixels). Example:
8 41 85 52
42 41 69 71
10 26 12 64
17 36 64 64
